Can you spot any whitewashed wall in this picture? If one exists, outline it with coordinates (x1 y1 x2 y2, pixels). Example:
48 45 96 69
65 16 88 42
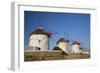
57 42 68 52
71 44 80 53
29 34 49 51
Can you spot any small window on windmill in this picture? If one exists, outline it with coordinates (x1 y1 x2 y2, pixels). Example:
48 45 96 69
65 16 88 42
38 40 41 43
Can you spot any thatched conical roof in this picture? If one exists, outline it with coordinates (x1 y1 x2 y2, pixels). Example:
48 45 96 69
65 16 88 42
30 27 49 37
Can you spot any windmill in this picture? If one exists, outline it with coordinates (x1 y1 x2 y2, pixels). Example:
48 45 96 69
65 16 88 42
66 32 88 53
66 32 82 53
28 26 59 51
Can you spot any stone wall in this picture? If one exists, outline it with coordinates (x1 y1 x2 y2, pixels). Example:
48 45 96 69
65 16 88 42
24 51 90 61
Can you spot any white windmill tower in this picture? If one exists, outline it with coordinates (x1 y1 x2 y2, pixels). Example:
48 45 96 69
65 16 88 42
66 32 82 53
29 27 49 51
71 41 80 53
56 37 69 53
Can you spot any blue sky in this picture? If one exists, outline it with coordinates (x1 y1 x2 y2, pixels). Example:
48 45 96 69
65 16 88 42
24 11 90 51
